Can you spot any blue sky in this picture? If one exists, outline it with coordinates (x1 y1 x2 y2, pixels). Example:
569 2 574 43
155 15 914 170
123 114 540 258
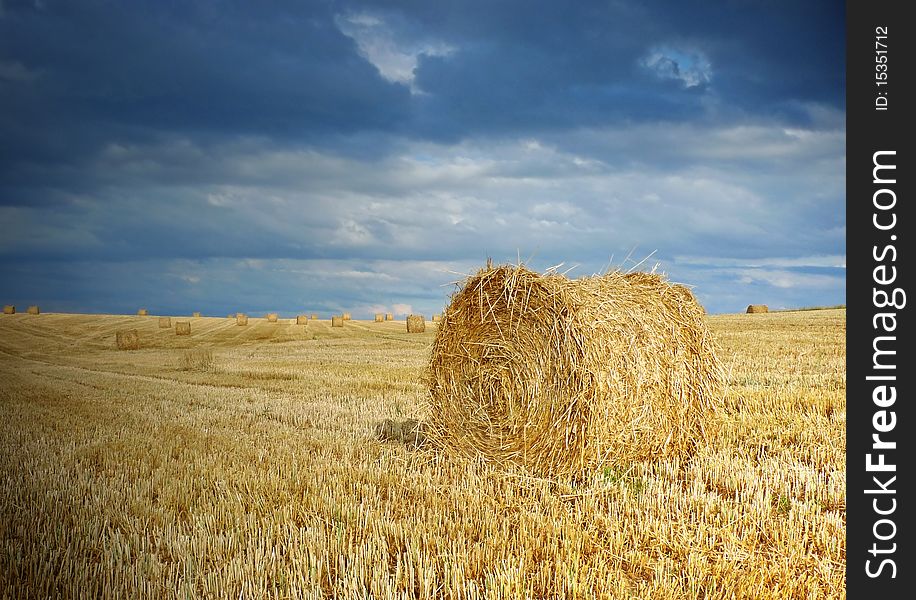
0 0 845 317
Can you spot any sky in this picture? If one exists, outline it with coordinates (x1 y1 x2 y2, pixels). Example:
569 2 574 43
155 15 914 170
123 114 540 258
0 0 845 318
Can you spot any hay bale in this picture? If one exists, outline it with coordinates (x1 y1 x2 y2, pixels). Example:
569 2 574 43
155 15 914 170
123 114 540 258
137 308 148 316
331 316 344 327
267 313 279 322
311 314 318 320
175 321 191 336
2 305 14 314
116 329 140 350
236 313 248 326
192 311 201 318
26 305 39 315
296 315 309 325
386 313 393 321
406 314 426 333
158 317 171 328
426 263 724 477
343 312 351 321
375 313 384 322
746 304 769 314
432 314 441 322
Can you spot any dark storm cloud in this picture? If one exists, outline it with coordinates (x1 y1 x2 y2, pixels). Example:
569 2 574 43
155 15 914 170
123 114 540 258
0 0 845 315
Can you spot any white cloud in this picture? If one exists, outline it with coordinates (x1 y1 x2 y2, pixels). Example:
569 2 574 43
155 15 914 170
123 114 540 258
674 255 847 269
733 268 843 290
335 12 455 93
391 303 413 316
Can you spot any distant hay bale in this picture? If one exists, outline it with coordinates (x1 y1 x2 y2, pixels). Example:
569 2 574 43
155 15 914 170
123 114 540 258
296 315 309 325
311 314 318 320
342 312 351 321
116 329 140 350
332 316 344 327
137 308 148 316
227 314 233 319
386 313 393 321
375 313 384 322
158 317 171 328
746 304 769 314
175 321 191 336
267 313 279 322
2 305 14 315
406 314 426 333
432 314 441 322
425 263 724 478
192 311 201 318
27 305 39 315
236 313 248 326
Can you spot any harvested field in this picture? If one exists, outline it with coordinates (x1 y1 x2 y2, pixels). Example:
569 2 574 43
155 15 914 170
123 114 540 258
0 309 846 598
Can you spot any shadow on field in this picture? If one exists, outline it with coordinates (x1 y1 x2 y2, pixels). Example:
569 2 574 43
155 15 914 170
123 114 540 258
374 418 427 449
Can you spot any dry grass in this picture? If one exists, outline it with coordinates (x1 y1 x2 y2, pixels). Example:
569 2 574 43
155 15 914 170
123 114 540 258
427 264 723 477
180 348 214 371
114 328 140 350
0 309 845 599
747 304 769 314
406 314 425 333
175 322 191 336
267 313 279 323
297 315 309 325
331 316 344 327
27 306 40 315
3 305 15 315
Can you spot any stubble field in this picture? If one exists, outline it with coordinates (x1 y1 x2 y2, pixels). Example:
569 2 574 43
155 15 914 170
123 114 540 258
0 309 845 599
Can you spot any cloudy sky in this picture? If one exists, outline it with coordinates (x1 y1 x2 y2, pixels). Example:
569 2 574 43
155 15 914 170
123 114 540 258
0 0 845 317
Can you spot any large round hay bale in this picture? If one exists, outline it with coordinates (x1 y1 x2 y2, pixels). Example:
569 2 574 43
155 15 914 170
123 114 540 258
385 313 393 321
267 313 279 322
158 316 171 328
374 313 384 322
116 329 141 350
2 305 14 315
746 304 768 314
406 314 426 333
331 316 344 327
296 315 309 325
426 263 724 477
236 313 248 326
175 321 191 336
27 305 39 315
342 312 351 321
137 308 148 316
